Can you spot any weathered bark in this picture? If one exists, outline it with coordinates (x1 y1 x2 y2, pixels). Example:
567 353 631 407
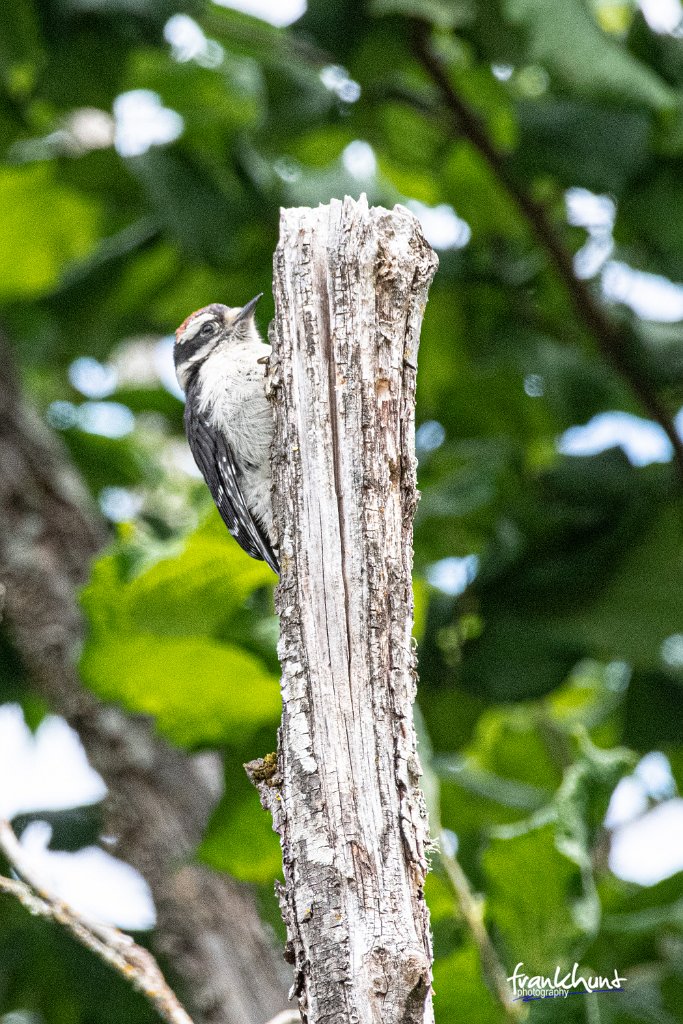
255 196 438 1023
0 338 290 1024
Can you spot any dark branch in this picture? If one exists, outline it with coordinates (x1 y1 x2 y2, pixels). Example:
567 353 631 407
0 820 195 1024
410 20 683 481
0 333 290 1024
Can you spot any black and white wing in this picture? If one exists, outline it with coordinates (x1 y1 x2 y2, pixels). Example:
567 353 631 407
184 403 279 575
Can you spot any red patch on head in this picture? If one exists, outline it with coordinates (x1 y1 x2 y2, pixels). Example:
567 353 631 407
176 307 207 340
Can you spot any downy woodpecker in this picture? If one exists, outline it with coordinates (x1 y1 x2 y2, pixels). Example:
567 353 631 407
174 294 279 574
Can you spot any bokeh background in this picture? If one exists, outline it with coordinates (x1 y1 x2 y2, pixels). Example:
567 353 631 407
1 0 683 1021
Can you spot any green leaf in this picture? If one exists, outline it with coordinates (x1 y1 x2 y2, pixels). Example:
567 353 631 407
200 790 282 883
81 634 280 748
513 99 650 195
483 814 594 971
22 220 169 365
459 613 577 702
0 0 41 96
0 165 100 303
442 144 527 241
39 30 128 110
624 669 683 750
617 162 683 281
296 0 369 58
483 733 633 969
199 750 282 883
465 705 561 791
0 897 158 1024
124 521 274 637
455 455 674 701
545 659 627 737
436 704 557 839
562 506 683 675
81 512 274 639
413 577 428 641
127 149 245 265
61 429 151 492
80 516 279 747
127 46 263 154
504 0 675 109
601 871 683 937
432 939 508 1024
370 0 472 30
554 731 635 848
436 704 557 836
12 806 103 853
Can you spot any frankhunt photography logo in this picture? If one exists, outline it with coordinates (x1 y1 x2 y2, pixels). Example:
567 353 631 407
508 962 627 1002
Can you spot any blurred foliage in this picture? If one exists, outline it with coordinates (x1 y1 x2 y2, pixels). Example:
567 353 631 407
2 0 683 1022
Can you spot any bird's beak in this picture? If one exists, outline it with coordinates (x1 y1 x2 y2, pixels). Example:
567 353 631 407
234 293 263 324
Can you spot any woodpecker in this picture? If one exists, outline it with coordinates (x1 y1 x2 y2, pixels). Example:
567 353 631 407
174 294 279 574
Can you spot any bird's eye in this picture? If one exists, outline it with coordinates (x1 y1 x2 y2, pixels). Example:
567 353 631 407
200 321 216 338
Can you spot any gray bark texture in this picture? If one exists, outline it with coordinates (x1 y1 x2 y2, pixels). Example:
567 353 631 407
0 338 290 1024
255 196 438 1024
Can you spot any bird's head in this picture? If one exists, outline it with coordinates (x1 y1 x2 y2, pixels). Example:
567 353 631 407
174 293 263 391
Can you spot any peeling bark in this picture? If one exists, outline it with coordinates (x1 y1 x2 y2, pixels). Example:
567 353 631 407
258 196 438 1023
0 338 290 1024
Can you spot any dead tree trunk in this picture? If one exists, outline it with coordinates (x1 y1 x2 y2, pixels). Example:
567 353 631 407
253 196 438 1023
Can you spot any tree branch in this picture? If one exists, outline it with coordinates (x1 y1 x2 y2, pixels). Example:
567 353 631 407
0 820 194 1024
0 334 290 1024
437 839 522 1020
410 20 683 480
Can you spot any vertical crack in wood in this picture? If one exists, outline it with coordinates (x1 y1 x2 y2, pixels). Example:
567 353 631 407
264 196 438 1024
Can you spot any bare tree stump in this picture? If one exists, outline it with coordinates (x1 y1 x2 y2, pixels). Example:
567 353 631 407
252 195 438 1024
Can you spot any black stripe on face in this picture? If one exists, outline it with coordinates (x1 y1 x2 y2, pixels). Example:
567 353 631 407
174 321 219 371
